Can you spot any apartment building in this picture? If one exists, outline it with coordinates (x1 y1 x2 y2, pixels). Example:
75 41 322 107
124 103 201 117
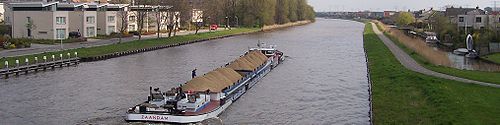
7 2 68 39
457 8 487 29
5 1 178 39
128 5 173 32
5 2 126 39
96 3 126 35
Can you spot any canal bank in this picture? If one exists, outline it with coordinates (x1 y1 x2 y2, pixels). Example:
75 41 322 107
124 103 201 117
1 21 314 68
364 22 500 124
374 21 500 85
482 53 500 64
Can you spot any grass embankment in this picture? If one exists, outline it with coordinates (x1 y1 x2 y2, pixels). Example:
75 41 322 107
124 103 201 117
0 28 259 68
374 22 500 85
365 23 500 124
482 53 500 64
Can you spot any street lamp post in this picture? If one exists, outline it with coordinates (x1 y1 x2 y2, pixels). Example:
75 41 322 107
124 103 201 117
207 17 211 32
235 16 239 28
60 38 63 50
225 16 231 30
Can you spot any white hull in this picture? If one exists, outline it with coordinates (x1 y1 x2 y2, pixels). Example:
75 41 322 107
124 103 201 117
126 100 233 123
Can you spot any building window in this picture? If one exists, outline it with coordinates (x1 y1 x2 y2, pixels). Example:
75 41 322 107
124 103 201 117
86 27 95 37
129 16 136 22
56 28 66 39
107 16 115 23
458 17 464 22
128 25 136 31
476 17 482 23
56 17 66 25
86 16 95 24
26 17 32 37
108 26 115 34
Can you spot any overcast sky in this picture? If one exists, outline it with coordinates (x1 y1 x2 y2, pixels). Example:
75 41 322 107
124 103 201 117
309 0 494 12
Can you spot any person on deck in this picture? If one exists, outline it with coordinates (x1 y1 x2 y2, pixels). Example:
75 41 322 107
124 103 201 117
192 68 197 78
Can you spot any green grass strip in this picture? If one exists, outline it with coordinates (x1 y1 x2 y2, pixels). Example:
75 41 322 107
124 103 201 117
482 53 500 64
365 22 500 124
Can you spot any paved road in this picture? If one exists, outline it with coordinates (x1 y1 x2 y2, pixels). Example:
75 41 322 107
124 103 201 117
0 29 218 57
371 22 500 88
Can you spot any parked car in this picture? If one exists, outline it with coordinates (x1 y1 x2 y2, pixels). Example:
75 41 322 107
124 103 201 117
128 31 140 35
69 32 81 38
210 24 218 30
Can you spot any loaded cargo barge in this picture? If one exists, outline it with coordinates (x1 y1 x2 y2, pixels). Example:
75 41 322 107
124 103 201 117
126 43 284 123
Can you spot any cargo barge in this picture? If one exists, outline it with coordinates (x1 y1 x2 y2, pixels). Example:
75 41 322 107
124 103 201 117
125 43 284 123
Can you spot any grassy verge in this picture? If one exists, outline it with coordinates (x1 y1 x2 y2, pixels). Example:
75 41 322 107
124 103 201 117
374 22 500 85
0 28 260 68
482 53 500 64
365 23 500 124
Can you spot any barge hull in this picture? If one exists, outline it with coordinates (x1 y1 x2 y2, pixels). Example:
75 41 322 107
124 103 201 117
125 59 274 123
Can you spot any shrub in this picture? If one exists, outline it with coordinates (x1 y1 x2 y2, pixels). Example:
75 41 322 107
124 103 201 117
8 44 15 49
0 36 6 48
66 37 87 43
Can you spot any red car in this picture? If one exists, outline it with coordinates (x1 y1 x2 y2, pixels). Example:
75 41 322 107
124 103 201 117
210 24 218 30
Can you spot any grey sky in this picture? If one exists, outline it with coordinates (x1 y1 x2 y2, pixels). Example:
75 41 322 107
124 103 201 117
309 0 494 12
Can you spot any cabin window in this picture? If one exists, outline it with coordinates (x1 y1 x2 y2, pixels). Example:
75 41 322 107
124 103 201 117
266 50 274 55
476 17 482 23
188 94 196 103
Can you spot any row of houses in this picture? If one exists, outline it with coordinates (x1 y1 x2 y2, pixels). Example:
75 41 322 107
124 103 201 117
2 1 182 40
447 6 500 30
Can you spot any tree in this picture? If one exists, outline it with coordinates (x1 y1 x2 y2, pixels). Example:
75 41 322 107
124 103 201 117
153 7 169 39
116 3 128 43
275 0 290 24
395 12 415 26
162 0 190 36
287 0 298 22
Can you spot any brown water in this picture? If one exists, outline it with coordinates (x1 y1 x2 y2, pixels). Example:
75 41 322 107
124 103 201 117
0 19 370 124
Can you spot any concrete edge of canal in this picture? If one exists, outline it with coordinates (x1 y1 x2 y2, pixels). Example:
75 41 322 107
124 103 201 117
362 29 374 125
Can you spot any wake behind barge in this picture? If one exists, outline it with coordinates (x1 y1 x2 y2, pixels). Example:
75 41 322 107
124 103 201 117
126 43 284 123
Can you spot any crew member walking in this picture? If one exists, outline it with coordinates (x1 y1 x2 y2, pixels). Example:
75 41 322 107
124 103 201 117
191 68 197 78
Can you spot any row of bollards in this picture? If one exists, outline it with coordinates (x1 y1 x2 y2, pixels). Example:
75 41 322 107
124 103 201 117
0 52 80 79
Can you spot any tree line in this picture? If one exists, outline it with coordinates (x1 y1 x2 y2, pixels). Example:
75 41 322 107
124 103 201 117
202 0 316 27
113 0 316 28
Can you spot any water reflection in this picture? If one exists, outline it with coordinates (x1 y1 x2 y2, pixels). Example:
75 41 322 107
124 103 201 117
382 24 500 72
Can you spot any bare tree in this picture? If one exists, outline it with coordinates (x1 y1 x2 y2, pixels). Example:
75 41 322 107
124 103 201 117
133 0 153 40
154 7 170 39
117 5 128 43
165 11 174 37
163 0 190 36
136 6 147 40
192 9 203 34
173 12 180 36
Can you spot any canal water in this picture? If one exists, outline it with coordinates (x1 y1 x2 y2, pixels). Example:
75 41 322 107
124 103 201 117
0 19 370 124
